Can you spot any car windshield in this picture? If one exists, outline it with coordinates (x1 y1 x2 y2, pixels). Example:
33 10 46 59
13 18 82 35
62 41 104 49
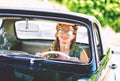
14 19 91 62
0 17 91 63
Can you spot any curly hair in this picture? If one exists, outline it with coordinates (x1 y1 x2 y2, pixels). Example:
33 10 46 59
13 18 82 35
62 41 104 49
50 23 78 51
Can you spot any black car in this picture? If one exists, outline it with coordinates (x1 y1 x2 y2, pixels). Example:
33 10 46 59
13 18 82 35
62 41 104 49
0 8 114 81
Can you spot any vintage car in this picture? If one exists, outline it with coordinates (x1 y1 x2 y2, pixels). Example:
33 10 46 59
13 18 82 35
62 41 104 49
0 8 115 81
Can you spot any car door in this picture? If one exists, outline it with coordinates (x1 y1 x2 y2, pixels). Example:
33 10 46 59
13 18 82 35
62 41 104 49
92 22 112 81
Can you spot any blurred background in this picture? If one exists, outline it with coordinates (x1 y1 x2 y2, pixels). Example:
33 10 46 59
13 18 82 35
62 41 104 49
0 0 120 50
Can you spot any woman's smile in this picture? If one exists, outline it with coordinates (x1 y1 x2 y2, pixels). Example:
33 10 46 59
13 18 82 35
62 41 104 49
61 36 68 40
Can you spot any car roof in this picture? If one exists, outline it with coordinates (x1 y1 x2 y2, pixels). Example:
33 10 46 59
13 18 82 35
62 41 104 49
0 7 97 22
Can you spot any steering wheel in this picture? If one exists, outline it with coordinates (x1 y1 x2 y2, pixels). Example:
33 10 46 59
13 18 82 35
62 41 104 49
42 51 70 60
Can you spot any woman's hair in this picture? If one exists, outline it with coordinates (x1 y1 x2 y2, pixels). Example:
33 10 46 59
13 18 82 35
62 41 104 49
50 23 78 51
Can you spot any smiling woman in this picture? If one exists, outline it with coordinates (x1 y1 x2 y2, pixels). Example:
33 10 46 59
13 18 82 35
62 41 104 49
35 23 89 62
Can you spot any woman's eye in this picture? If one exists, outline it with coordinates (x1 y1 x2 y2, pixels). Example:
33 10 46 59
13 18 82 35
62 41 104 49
67 31 73 35
59 30 64 33
59 30 73 35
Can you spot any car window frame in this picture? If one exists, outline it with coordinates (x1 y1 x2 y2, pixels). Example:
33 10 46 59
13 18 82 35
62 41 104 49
0 9 97 74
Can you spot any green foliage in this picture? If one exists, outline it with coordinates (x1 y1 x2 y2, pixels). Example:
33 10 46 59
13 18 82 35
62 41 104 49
52 0 120 33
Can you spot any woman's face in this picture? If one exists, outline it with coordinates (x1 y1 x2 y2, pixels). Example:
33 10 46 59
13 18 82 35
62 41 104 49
56 25 75 44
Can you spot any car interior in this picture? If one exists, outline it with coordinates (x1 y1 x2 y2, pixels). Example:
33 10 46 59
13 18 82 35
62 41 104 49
0 17 91 62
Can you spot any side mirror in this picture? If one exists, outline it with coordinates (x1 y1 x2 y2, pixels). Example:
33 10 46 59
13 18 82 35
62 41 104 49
110 64 117 69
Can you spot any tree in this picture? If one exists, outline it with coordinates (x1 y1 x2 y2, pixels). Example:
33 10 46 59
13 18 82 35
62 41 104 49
53 0 120 33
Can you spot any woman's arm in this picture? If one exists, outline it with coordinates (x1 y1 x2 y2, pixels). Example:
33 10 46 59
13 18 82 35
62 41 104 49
79 50 89 62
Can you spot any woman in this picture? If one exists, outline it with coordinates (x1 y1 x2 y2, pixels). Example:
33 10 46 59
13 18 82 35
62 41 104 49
35 23 89 62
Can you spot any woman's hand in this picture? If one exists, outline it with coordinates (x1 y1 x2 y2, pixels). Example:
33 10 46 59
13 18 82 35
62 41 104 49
35 52 43 57
35 52 80 62
70 57 80 62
